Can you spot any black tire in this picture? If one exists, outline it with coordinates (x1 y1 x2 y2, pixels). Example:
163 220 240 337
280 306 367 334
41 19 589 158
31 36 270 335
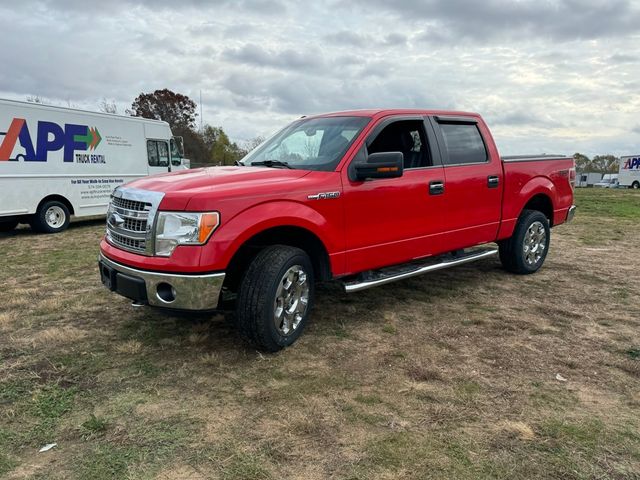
0 218 18 232
236 245 314 352
498 209 550 274
632 181 640 189
31 200 70 233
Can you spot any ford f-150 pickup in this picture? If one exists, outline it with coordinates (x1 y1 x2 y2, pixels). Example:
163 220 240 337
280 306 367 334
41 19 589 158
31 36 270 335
99 109 576 351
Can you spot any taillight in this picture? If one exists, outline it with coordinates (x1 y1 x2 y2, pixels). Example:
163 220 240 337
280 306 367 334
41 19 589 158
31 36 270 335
569 165 576 190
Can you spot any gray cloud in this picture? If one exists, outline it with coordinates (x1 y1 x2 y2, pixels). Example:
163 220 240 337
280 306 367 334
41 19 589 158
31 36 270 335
352 0 640 44
223 44 324 72
608 53 639 64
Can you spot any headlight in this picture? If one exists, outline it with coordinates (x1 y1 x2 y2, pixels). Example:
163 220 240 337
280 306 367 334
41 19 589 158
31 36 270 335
154 211 220 257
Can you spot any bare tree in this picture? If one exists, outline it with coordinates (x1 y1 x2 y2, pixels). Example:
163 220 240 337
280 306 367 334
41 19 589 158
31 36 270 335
242 136 265 154
26 95 51 105
98 98 118 114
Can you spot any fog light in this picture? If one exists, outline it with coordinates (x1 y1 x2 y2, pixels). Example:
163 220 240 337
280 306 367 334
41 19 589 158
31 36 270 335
156 282 176 303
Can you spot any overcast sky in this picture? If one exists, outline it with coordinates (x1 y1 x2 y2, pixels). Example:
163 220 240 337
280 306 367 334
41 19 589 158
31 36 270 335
1 0 638 156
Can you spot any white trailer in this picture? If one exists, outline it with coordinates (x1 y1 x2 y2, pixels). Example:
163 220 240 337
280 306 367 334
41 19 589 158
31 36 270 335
618 155 640 189
576 172 601 187
0 99 189 233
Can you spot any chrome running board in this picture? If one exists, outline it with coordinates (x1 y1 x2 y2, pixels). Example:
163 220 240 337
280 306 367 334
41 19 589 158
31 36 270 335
342 247 498 293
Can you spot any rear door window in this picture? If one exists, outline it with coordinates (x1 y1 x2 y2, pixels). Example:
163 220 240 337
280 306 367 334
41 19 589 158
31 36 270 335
438 123 487 165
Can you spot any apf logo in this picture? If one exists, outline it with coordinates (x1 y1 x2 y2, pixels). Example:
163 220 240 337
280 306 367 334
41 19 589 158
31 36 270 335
623 157 640 170
0 118 101 162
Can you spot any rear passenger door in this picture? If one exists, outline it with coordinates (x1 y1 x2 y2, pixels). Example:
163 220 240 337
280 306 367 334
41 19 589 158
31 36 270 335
429 116 503 250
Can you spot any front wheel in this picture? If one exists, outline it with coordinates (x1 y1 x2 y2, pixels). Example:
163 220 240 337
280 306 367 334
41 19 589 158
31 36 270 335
632 181 640 189
236 245 314 352
31 200 70 233
499 209 550 274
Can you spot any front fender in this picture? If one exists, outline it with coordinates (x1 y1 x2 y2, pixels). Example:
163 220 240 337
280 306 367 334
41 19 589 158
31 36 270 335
498 175 556 239
199 200 339 271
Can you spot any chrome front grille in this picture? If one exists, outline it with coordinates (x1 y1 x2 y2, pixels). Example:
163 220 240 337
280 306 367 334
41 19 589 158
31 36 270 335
105 187 164 255
108 231 146 252
111 196 150 212
123 217 147 232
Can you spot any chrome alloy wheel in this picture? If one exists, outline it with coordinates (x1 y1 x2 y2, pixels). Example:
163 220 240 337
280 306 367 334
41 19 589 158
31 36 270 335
273 265 310 336
45 206 66 229
523 220 546 266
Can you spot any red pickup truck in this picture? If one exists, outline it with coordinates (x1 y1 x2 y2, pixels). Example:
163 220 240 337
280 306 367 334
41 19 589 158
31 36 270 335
99 109 576 351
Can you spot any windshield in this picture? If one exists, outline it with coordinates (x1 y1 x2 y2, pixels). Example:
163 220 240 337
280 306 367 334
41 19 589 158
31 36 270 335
241 116 370 171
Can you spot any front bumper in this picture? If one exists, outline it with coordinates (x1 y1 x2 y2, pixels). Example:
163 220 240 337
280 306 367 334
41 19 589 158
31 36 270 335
566 205 577 223
98 253 225 311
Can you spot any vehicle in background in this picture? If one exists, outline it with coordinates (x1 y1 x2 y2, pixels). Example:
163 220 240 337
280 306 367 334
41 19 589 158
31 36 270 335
594 173 619 188
618 155 640 189
0 98 189 233
575 172 602 187
98 109 576 351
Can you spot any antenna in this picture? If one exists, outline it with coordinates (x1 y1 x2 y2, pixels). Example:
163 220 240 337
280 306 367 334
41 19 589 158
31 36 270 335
199 90 203 132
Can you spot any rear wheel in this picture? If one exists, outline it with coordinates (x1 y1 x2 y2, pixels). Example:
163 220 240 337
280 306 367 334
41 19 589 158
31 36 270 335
31 200 70 233
0 218 18 232
499 209 550 274
632 181 640 189
236 245 314 352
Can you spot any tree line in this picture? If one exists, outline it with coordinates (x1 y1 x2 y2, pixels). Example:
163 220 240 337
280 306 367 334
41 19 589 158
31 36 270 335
573 153 620 174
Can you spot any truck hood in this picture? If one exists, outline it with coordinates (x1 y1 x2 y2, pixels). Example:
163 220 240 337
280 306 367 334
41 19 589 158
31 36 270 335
123 166 311 210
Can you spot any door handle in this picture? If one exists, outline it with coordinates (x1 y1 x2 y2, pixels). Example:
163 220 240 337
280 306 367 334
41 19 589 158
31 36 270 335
487 175 500 188
429 180 445 195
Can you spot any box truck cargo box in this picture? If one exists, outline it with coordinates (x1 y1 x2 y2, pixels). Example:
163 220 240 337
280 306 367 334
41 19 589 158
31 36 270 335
618 155 640 189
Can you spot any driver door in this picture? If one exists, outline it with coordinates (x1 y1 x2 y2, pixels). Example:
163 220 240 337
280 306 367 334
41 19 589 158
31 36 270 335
341 116 447 274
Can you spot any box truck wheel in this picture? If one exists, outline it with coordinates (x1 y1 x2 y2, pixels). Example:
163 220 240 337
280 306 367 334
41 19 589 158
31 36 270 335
498 209 550 274
236 245 314 352
0 218 18 232
32 200 70 233
632 181 640 189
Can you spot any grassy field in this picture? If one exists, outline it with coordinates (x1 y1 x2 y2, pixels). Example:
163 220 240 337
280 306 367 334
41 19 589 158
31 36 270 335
1 188 639 479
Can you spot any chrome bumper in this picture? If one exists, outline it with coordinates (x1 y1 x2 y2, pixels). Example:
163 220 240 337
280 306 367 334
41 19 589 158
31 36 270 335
566 205 577 223
98 253 225 311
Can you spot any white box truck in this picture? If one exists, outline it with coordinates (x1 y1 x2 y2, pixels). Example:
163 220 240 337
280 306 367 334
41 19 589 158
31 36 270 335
618 155 640 189
0 98 189 233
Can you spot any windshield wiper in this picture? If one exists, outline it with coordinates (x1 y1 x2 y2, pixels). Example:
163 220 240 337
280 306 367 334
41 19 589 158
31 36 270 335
250 160 293 169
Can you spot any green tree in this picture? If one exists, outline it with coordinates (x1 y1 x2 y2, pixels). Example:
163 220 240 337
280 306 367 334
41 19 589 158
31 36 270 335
202 125 244 165
591 154 619 174
573 152 591 172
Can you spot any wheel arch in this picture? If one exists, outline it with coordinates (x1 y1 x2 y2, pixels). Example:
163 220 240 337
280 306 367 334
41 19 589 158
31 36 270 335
221 225 332 295
522 193 554 226
36 194 75 216
498 176 556 239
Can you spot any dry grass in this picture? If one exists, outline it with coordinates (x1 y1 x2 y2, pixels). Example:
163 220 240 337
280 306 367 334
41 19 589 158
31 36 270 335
1 190 639 479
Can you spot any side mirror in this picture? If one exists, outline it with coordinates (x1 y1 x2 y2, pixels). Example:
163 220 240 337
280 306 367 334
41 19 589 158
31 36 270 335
355 152 404 181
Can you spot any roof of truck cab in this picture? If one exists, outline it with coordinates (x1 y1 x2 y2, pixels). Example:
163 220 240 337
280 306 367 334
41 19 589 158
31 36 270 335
305 109 481 119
